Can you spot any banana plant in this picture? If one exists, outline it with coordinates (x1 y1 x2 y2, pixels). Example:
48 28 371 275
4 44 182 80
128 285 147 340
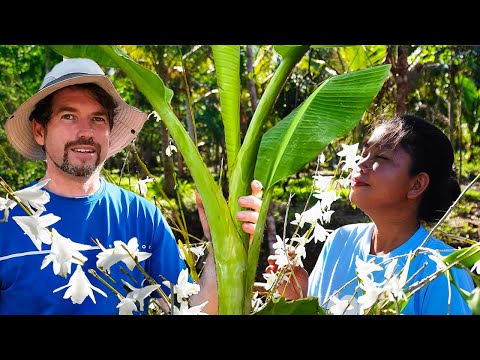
50 45 391 314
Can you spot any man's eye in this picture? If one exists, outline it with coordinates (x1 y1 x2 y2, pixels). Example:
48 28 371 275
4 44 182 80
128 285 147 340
61 114 74 120
93 117 107 122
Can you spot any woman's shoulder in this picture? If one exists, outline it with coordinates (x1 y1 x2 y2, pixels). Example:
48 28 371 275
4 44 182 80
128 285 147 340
335 222 374 235
328 222 373 243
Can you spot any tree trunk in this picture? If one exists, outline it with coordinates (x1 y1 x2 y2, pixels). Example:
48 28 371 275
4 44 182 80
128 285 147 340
448 59 458 146
395 46 409 115
151 46 176 198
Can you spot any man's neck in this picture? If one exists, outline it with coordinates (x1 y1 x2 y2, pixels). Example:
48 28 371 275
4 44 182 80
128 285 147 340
40 171 102 197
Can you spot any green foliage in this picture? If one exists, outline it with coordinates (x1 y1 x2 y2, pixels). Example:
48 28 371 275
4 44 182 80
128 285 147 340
465 189 480 202
254 296 325 315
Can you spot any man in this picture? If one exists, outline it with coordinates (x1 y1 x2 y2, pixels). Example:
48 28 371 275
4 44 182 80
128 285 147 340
1 57 261 315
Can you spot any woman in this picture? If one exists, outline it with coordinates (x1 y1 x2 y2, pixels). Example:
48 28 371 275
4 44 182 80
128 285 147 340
268 114 475 315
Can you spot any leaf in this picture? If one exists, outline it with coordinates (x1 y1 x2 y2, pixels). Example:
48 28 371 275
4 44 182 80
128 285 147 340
211 46 241 179
274 45 310 58
338 46 387 71
254 64 391 189
443 242 480 269
49 45 119 68
254 296 325 315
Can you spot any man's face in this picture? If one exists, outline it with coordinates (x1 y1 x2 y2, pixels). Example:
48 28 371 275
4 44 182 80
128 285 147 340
32 87 111 178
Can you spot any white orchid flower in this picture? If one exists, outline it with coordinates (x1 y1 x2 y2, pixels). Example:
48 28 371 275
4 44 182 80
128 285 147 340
251 292 265 313
327 295 359 315
320 210 335 225
165 144 177 157
12 210 60 250
53 265 107 304
12 179 51 212
133 177 154 197
171 299 208 315
357 277 383 313
312 175 334 192
0 197 16 211
262 272 278 291
472 260 480 275
96 237 152 272
355 256 383 281
122 279 161 311
41 228 92 278
290 201 322 228
117 297 138 315
334 177 354 189
384 258 398 280
162 268 200 300
313 189 339 211
188 243 206 259
310 223 329 243
337 143 361 160
0 197 17 222
319 152 326 164
337 143 362 173
426 249 447 271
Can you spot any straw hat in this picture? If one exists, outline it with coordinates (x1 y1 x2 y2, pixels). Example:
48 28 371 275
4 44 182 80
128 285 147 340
4 58 148 160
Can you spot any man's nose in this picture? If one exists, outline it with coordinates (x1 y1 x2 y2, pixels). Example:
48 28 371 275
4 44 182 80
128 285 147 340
77 120 95 136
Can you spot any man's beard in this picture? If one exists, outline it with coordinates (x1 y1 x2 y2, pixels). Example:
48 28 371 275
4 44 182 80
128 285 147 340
49 138 103 177
57 159 100 177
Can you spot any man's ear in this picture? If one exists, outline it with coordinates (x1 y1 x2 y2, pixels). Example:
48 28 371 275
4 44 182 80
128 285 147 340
407 172 429 200
32 119 45 146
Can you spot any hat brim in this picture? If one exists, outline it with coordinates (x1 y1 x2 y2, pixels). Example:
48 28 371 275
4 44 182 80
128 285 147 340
4 74 148 161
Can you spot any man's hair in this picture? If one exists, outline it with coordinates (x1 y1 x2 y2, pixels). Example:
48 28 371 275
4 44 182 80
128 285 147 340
29 83 117 130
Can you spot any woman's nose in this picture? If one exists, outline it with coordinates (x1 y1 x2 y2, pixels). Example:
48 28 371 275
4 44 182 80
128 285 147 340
357 156 372 171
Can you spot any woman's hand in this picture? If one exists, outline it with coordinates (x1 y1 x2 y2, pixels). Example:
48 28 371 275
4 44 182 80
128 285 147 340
265 253 309 300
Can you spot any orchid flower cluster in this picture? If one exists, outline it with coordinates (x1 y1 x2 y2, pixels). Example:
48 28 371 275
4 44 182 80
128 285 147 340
250 144 480 315
251 143 362 313
0 177 207 315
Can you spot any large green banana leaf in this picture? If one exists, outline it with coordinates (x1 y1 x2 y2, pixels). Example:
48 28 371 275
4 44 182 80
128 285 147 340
255 64 392 189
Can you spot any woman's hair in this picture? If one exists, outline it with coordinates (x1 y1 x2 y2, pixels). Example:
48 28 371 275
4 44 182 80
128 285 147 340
372 114 460 223
30 83 116 130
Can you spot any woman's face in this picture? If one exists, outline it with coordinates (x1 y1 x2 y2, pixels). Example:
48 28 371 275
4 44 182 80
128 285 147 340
349 126 415 217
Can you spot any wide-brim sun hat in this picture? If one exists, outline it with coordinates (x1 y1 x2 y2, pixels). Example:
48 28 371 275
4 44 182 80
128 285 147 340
4 58 148 161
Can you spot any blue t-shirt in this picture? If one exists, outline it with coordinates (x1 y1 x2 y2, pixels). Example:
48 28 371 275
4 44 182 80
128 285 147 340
308 223 474 315
0 179 186 315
